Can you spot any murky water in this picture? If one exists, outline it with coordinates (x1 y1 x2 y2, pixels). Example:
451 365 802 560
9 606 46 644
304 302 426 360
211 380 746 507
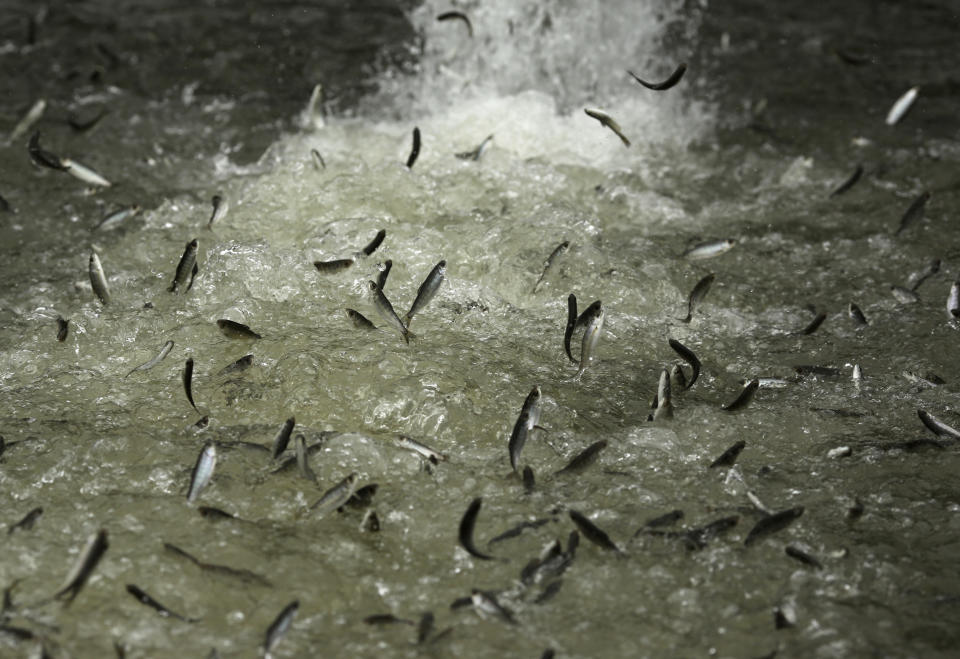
3 0 960 657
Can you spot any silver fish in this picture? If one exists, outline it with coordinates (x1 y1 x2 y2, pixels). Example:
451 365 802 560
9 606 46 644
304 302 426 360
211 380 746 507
568 509 622 553
271 417 295 460
652 369 673 420
61 157 111 187
681 273 714 323
187 443 217 503
668 339 700 390
8 99 46 145
458 497 496 561
744 506 804 546
54 528 109 605
207 195 228 228
628 63 687 91
532 241 569 293
345 308 377 330
125 340 174 377
508 386 542 472
584 108 630 147
94 204 140 231
682 239 736 260
436 10 474 37
369 281 411 343
555 440 607 475
470 590 517 625
310 149 325 170
169 239 199 293
294 434 317 483
576 302 604 377
895 191 931 236
310 472 358 515
263 600 299 655
217 354 253 376
917 409 960 440
404 260 446 327
455 134 493 161
360 229 386 257
564 294 578 362
907 258 940 291
891 285 919 304
89 252 110 305
313 258 354 273
722 379 759 411
848 302 868 326
217 319 262 339
947 281 959 318
395 435 448 464
301 83 325 130
885 86 919 126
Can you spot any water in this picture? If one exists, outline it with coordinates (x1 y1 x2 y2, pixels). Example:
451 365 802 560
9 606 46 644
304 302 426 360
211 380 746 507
2 0 960 657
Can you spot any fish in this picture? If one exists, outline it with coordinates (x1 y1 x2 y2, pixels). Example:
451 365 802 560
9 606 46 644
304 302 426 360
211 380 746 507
895 191 931 236
125 584 198 622
183 358 199 412
216 319 262 339
627 62 687 90
576 302 604 377
489 518 553 545
436 10 473 37
263 600 299 655
406 127 421 169
568 509 622 553
470 590 517 625
344 308 376 330
522 466 535 494
917 409 960 439
709 440 746 468
310 149 326 170
797 311 826 335
187 443 216 503
636 510 684 535
363 614 415 626
555 440 607 475
668 339 701 390
395 435 447 464
908 258 940 291
532 241 569 293
455 134 493 161
722 379 759 411
902 371 945 387
28 131 65 170
508 386 542 472
670 364 687 391
198 506 235 521
0 193 11 213
416 611 434 644
8 99 46 145
891 285 919 304
584 108 630 147
885 86 919 126
948 281 960 318
94 204 141 231
683 516 739 550
217 354 253 376
746 491 774 516
744 506 804 545
207 195 228 228
360 509 380 532
342 484 378 510
564 294 578 362
56 316 69 342
300 83 325 130
829 164 863 197
651 369 673 421
313 258 354 273
848 499 865 520
680 273 714 323
533 582 563 605
404 260 446 327
520 534 579 585
271 417 295 460
369 281 412 343
459 498 497 561
784 545 822 569
360 229 386 257
376 260 392 290
848 302 868 326
168 239 199 293
162 542 272 587
310 472 358 515
682 239 736 260
89 252 111 305
294 434 317 483
54 528 109 605
8 506 43 534
125 340 174 377
852 365 862 382
61 157 111 187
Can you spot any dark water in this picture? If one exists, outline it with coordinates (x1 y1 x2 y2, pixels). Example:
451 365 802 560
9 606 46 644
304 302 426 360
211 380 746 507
2 1 960 657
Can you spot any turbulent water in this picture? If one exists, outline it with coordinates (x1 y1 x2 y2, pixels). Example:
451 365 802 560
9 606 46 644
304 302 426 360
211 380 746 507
2 0 960 657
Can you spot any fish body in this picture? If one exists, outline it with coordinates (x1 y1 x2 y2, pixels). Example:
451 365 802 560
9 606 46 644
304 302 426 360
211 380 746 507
395 435 447 464
346 308 376 330
532 241 569 293
895 191 931 236
56 316 69 342
829 164 863 197
568 509 622 553
404 260 446 327
28 131 65 170
470 590 517 625
455 134 493 161
652 369 673 420
169 239 199 293
126 340 174 377
271 417 295 460
564 294 578 362
310 473 358 515
95 204 140 231
313 258 354 273
917 409 960 439
8 506 43 534
508 386 541 471
361 229 386 256
908 258 940 291
294 434 317 483
310 149 326 170
948 281 960 318
217 319 261 339
207 195 228 228
668 339 701 390
682 239 736 260
891 285 919 304
785 545 822 569
628 63 687 90
187 443 217 503
584 108 630 147
681 273 714 323
709 440 746 468
576 303 604 377
126 584 197 622
555 440 607 475
722 379 759 411
9 99 46 145
669 364 687 390
183 358 199 411
522 466 535 493
848 302 868 326
798 312 826 335
360 509 380 532
61 157 111 187
436 10 473 37
459 498 496 560
369 281 411 343
54 529 109 605
89 252 111 305
217 354 253 376
744 506 804 545
885 86 919 125
406 127 421 168
263 601 299 655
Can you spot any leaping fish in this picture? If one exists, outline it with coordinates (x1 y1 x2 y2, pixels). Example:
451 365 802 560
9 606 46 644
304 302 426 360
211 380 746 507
627 63 687 91
584 108 630 147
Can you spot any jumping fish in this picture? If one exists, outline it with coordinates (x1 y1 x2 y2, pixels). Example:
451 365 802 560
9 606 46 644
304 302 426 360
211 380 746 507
744 506 804 545
709 440 746 468
183 358 199 412
917 409 960 439
364 614 414 626
908 258 940 291
313 258 354 273
346 308 376 330
848 302 868 326
489 519 553 545
360 509 380 533
294 434 317 483
216 319 261 339
187 443 216 503
54 528 109 605
508 386 542 472
895 191 931 236
668 339 701 390
891 285 919 304
669 364 687 390
829 164 863 197
61 157 111 187
568 510 622 554
532 241 569 293
376 260 392 290
681 273 714 323
522 466 535 493
169 239 199 293
7 507 43 534
8 99 46 145
310 473 358 515
207 195 228 228
436 10 473 37
455 134 493 161
459 498 497 561
564 294 578 362
125 340 174 377
162 542 272 587
271 417 295 460
885 86 919 126
310 149 326 170
360 229 386 257
722 379 759 411
469 590 517 625
89 252 110 305
785 545 822 569
798 312 826 335
28 131 65 170
584 108 630 147
406 127 421 169
683 516 739 550
404 260 446 327
126 585 198 622
94 204 140 231
217 354 253 376
263 600 299 656
369 281 411 343
682 239 735 260
627 63 687 90
555 440 607 475
947 281 959 318
576 302 604 377
300 83 325 130
652 369 673 420
56 316 69 342
395 435 447 465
